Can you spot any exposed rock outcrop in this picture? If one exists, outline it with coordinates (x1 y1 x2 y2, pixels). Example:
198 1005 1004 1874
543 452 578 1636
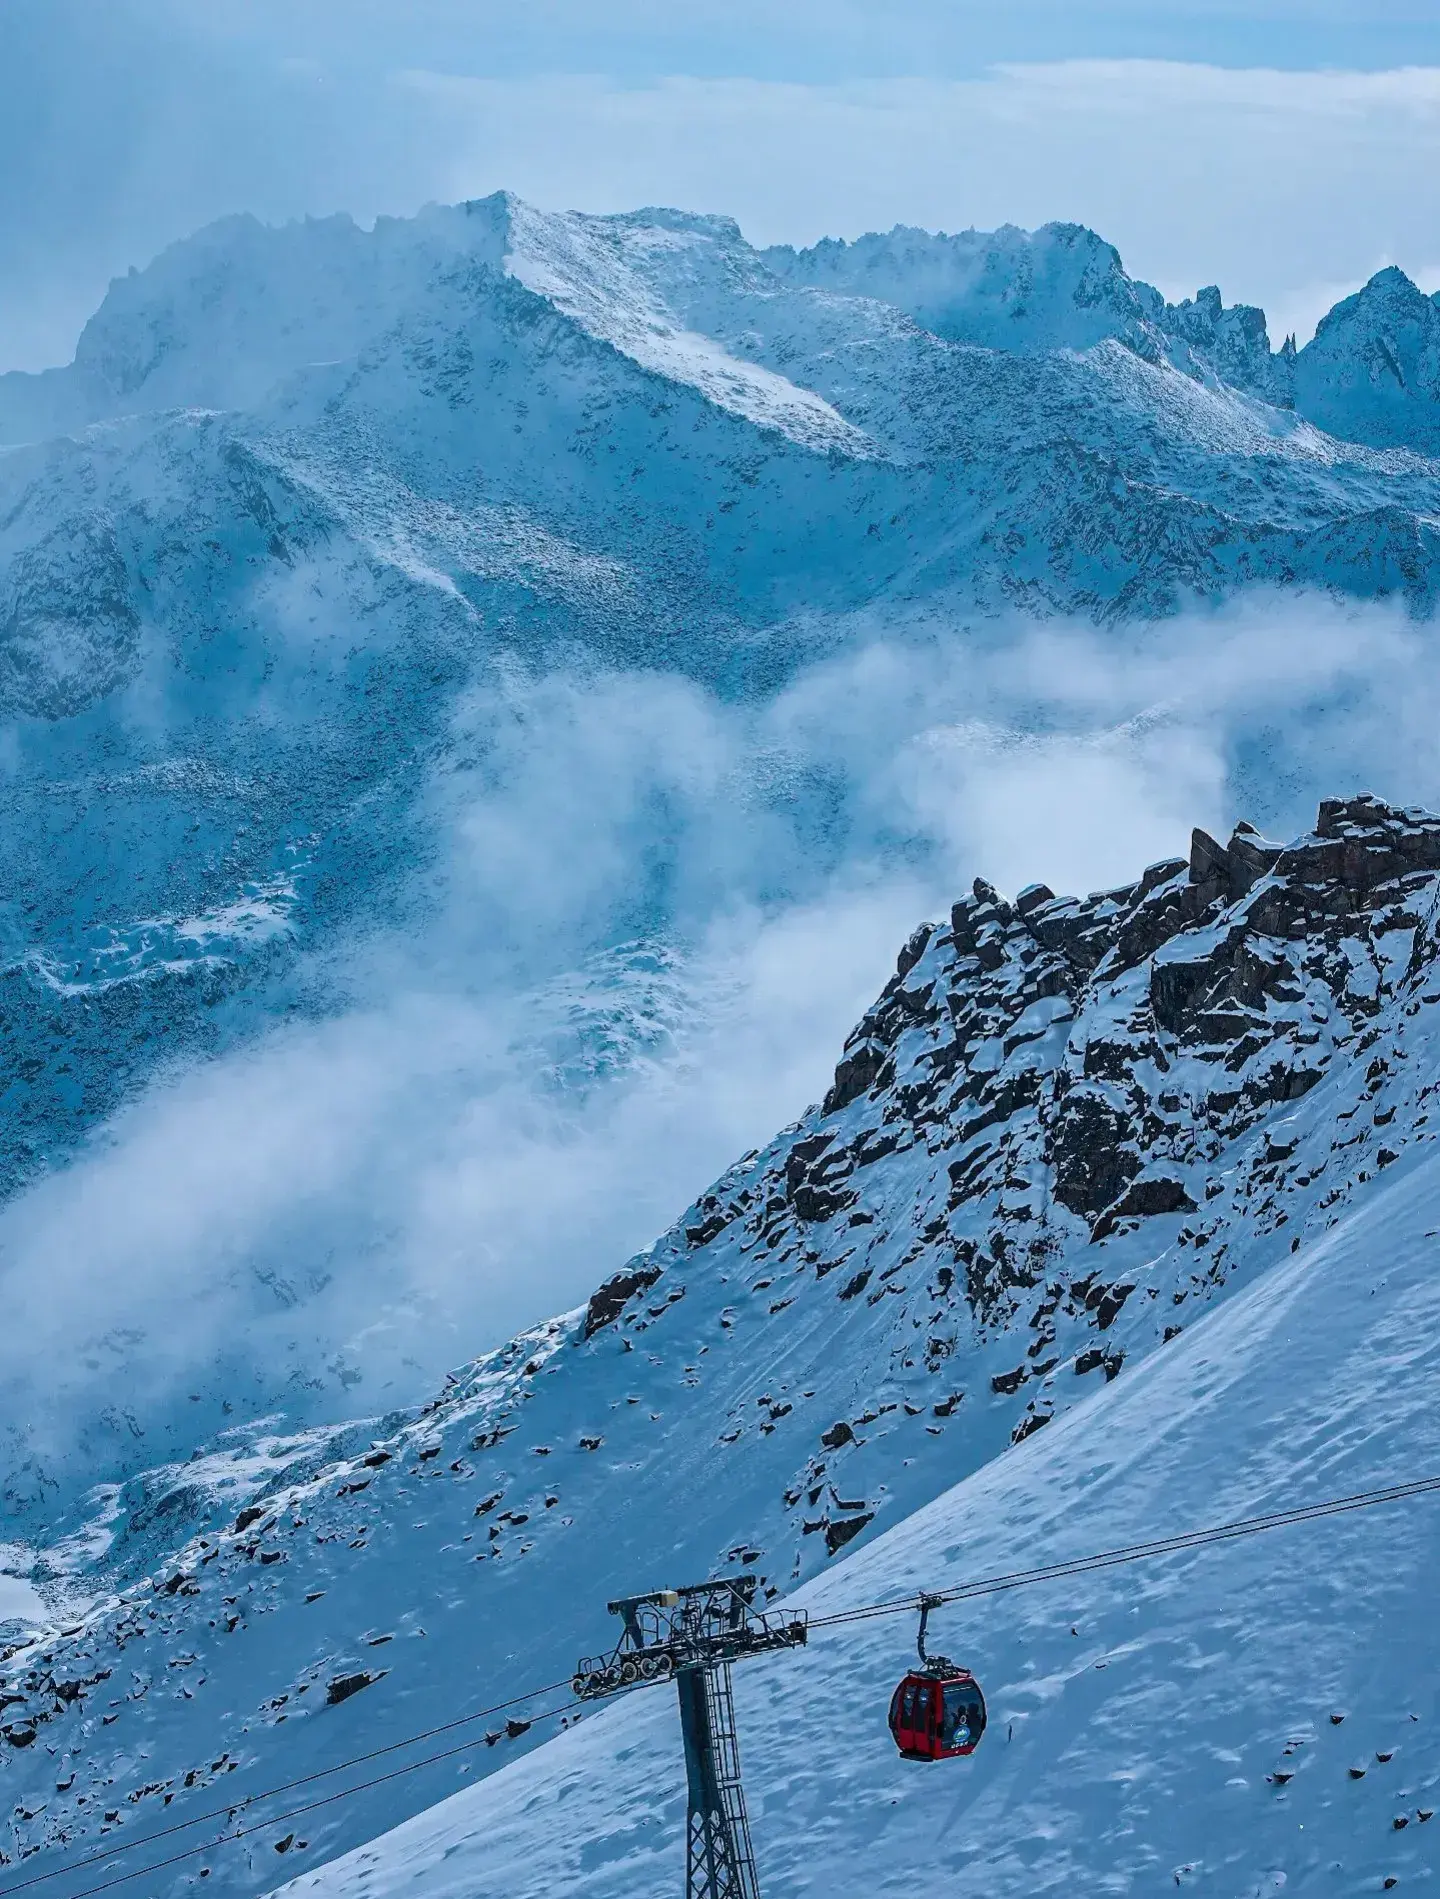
13 794 1440 1894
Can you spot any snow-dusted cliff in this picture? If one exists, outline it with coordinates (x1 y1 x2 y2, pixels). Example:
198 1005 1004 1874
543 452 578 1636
5 792 1440 1896
1294 264 1440 454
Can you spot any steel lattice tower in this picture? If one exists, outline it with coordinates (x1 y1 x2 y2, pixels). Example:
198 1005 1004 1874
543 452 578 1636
574 1575 806 1899
678 1660 759 1899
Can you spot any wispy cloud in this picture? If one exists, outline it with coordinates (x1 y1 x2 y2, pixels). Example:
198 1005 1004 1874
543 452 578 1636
0 594 1433 1514
5 1 1440 370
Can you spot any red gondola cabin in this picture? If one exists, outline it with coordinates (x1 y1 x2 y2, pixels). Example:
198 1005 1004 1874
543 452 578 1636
888 1668 987 1760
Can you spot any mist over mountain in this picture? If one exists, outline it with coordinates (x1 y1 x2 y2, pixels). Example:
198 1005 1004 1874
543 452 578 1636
2 194 1440 1898
2 194 1440 1519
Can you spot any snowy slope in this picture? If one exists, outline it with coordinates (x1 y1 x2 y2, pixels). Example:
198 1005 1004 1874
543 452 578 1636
6 792 1440 1895
273 1114 1440 1899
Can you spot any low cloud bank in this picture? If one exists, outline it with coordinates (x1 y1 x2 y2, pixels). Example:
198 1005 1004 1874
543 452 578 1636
0 597 1433 1514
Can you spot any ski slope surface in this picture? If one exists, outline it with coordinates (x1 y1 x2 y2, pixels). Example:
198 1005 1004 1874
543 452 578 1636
272 1138 1440 1899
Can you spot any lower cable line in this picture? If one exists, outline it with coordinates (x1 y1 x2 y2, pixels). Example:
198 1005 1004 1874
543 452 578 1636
0 1677 575 1897
6 1468 1439 1896
58 1695 589 1899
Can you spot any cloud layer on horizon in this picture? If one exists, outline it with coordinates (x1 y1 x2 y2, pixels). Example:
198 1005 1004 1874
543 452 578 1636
3 0 1440 370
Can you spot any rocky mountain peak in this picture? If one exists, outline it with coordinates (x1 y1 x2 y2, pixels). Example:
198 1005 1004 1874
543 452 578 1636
763 217 1167 360
1161 282 1290 405
578 793 1440 1429
1293 263 1440 452
5 197 1440 471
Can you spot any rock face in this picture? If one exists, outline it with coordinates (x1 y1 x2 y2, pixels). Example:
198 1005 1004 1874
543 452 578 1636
1293 267 1440 454
1162 284 1293 407
763 220 1168 359
785 794 1440 1340
0 511 139 718
582 1265 663 1340
8 794 1440 1896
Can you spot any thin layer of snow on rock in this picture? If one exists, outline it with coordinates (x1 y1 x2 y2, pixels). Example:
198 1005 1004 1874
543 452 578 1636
503 200 878 457
23 879 300 997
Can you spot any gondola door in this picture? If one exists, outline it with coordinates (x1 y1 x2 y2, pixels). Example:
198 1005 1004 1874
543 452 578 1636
890 1673 942 1759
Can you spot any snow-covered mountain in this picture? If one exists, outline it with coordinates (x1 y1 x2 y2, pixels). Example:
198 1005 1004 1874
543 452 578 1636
5 790 1440 1896
5 197 1440 1891
0 194 1439 1460
1294 265 1440 455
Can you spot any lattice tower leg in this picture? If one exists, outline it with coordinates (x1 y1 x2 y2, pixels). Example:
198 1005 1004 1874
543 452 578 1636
676 1663 761 1899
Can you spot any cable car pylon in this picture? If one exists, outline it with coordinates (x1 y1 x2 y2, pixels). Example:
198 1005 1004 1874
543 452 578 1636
574 1575 807 1899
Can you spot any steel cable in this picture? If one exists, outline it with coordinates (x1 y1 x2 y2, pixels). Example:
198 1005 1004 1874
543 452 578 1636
56 1694 587 1899
7 1468 1439 1895
807 1472 1440 1631
0 1677 574 1896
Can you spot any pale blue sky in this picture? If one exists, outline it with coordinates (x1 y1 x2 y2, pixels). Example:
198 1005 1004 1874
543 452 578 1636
4 0 1440 370
142 0 1440 81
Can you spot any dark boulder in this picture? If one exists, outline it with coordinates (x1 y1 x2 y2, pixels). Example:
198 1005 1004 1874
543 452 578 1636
582 1264 663 1340
896 923 934 980
326 1671 380 1706
824 1513 873 1555
1049 1087 1141 1217
824 1040 889 1115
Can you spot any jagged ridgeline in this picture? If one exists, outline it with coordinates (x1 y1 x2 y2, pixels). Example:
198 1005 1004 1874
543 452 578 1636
1 196 1440 1218
6 794 1440 1896
595 792 1440 1448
